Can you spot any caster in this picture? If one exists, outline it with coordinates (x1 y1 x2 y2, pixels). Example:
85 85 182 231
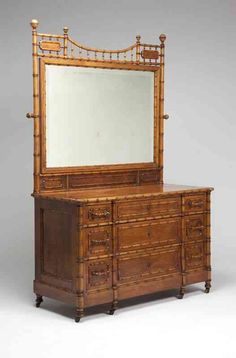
35 294 43 308
177 287 185 299
205 281 211 293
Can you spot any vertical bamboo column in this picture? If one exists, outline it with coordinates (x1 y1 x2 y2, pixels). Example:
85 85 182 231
30 19 40 193
159 34 166 183
136 35 141 63
205 191 212 292
179 195 186 298
63 26 69 57
110 201 118 314
75 205 84 322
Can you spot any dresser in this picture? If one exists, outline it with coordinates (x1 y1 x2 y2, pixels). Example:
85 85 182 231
27 19 213 322
33 184 213 322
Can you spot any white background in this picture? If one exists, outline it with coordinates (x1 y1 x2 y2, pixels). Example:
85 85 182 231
0 1 235 357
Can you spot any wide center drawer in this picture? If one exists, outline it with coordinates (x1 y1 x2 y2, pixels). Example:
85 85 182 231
115 196 181 221
118 247 181 283
116 217 181 252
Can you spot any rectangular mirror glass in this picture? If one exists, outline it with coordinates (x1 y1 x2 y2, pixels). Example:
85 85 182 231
45 65 154 168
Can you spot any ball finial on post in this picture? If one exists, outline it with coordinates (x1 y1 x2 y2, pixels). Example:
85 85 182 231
136 35 141 44
30 19 39 30
159 33 166 43
63 26 69 35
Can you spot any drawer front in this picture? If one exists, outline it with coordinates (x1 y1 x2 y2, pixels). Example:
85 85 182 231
184 194 206 213
118 248 181 283
82 203 112 225
116 196 181 221
185 242 205 271
83 226 112 257
184 214 205 242
86 259 112 290
117 217 181 252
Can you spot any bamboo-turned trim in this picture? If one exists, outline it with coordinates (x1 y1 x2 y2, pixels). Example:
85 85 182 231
111 201 118 313
29 19 167 191
136 35 141 63
206 192 211 281
63 26 68 57
31 19 40 193
75 205 84 322
181 195 187 289
158 34 166 183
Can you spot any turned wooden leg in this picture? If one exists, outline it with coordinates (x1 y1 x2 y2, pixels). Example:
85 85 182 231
205 280 211 293
177 286 185 299
75 308 84 323
35 294 43 308
107 300 118 315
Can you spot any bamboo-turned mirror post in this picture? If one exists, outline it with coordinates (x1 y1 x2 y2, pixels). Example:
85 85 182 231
159 34 166 183
136 35 141 63
63 26 69 57
30 19 40 193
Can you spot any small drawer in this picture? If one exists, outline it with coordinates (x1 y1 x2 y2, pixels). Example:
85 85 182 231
83 226 112 257
115 196 181 221
184 214 205 241
185 242 205 271
184 194 206 213
86 259 112 290
81 203 112 225
117 217 181 252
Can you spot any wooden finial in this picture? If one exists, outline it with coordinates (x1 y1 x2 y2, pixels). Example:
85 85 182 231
159 34 166 43
63 26 69 34
30 19 39 30
136 35 141 44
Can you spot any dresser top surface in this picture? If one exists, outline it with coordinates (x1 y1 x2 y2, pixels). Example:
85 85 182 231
33 183 213 203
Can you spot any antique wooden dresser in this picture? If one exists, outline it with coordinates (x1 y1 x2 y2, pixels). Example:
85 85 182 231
27 19 213 322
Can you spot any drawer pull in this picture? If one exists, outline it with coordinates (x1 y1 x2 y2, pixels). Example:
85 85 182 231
91 238 110 246
186 200 203 208
188 226 204 234
91 269 109 277
190 254 202 259
88 209 111 220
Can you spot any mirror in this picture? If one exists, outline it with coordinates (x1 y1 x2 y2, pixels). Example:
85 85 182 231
45 64 155 168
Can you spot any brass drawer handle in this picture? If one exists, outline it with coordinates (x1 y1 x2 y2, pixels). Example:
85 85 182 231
188 226 204 234
91 269 109 277
186 200 203 208
91 238 110 246
191 254 202 259
88 209 110 220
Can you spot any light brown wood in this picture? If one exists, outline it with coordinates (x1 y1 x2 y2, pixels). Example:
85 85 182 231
28 20 214 322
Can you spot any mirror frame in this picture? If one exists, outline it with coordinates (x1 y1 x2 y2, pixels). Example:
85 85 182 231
40 57 160 174
28 19 166 193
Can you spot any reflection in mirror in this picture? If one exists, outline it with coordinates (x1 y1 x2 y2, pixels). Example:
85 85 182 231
46 65 154 168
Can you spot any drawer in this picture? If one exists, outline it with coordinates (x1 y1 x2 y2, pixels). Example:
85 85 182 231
184 214 205 241
184 194 206 213
115 196 181 221
81 203 112 225
185 242 205 271
117 217 181 252
86 259 112 290
118 247 181 283
83 226 112 257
